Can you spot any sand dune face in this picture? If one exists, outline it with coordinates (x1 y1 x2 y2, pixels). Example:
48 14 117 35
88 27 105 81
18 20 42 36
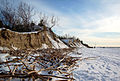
0 28 69 50
0 29 55 50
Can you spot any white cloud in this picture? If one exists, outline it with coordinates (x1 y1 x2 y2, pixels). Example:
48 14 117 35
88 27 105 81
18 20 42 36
82 16 120 32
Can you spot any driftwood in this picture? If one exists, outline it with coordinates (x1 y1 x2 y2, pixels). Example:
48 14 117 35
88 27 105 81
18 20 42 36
0 48 79 81
0 48 98 81
0 74 75 80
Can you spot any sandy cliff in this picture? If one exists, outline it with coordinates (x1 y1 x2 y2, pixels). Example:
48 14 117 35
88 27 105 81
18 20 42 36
0 28 68 50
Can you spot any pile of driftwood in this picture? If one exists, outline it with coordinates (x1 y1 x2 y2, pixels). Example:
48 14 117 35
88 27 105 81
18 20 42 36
0 48 82 81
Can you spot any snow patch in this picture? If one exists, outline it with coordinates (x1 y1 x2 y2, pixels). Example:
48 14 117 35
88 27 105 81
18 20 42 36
47 34 68 49
0 53 10 62
12 45 18 50
0 46 10 50
41 44 48 49
62 39 83 48
0 28 39 34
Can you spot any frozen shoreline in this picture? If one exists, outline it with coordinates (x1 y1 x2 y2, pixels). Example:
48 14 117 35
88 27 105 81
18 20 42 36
73 48 120 81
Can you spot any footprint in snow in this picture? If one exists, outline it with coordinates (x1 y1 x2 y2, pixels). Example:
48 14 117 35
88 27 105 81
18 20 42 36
91 65 94 69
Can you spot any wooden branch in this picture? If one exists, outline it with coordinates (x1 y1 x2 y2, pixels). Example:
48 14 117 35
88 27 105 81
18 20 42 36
0 74 75 80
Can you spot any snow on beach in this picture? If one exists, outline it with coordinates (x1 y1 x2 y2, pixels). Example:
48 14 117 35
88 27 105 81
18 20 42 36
0 47 120 81
73 48 120 81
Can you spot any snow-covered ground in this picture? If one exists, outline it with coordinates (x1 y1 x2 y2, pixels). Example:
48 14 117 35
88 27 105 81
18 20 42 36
0 47 120 81
73 48 120 81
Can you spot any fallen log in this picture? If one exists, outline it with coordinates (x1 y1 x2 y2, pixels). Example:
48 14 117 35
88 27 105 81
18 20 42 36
0 74 75 80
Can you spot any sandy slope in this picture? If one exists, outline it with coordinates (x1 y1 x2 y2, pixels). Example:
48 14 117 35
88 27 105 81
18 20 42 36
73 48 120 81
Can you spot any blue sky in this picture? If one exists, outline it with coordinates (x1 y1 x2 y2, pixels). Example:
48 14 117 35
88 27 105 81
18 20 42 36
19 0 120 47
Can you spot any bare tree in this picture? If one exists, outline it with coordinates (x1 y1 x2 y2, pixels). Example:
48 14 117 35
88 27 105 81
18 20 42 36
49 16 58 28
38 12 48 27
38 12 59 29
17 2 34 27
0 0 17 28
0 20 3 28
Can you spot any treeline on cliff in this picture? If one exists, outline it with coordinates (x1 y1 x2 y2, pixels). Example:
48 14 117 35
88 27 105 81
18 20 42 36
0 0 58 32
